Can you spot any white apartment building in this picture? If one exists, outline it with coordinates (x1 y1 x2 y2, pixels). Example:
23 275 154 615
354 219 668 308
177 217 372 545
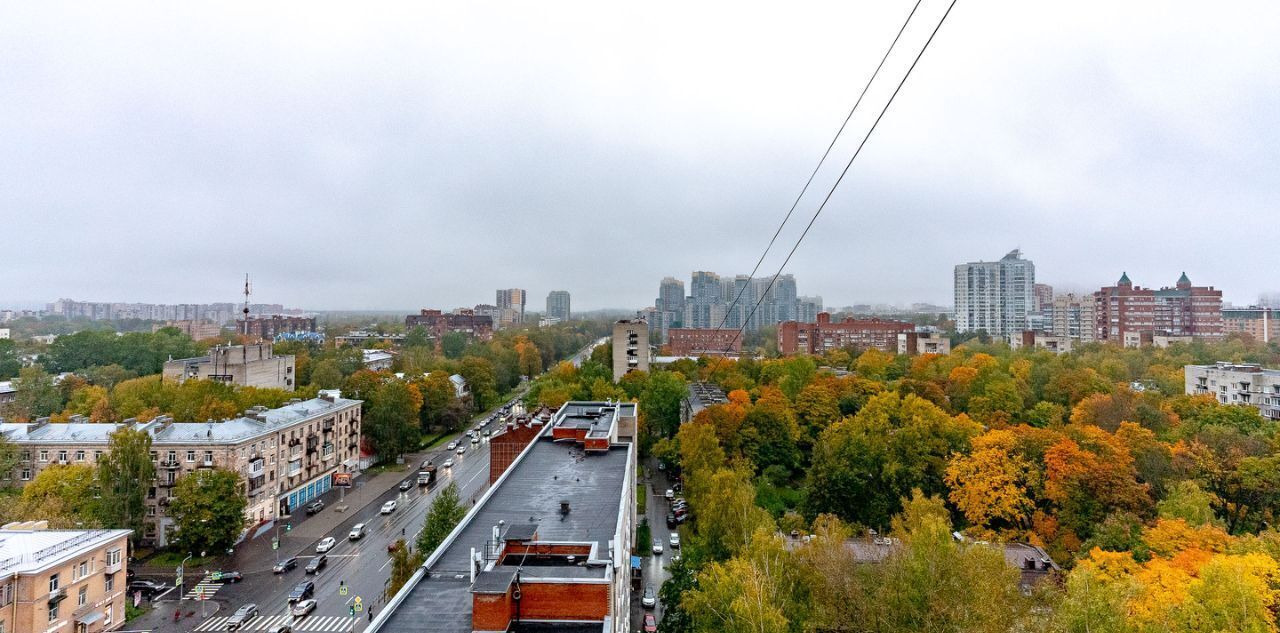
954 249 1036 336
1186 362 1280 421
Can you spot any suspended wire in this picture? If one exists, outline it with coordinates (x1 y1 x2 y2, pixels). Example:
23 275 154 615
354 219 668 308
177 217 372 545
724 0 959 355
713 0 925 334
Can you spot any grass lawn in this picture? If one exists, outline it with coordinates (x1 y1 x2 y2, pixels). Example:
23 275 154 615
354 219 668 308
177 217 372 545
363 462 409 476
147 551 213 568
637 484 647 516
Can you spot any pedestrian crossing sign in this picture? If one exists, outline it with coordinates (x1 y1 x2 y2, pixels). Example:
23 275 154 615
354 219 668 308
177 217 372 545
354 596 363 612
340 585 348 596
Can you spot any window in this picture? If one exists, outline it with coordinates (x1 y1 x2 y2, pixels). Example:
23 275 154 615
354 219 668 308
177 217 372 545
48 601 59 622
78 561 89 578
204 451 213 464
186 451 195 462
39 450 48 462
49 573 60 592
103 606 112 626
104 572 114 592
0 582 13 606
74 450 85 462
57 450 68 462
149 451 157 461
167 451 176 463
78 585 87 606
94 451 102 460
20 469 30 481
21 451 30 462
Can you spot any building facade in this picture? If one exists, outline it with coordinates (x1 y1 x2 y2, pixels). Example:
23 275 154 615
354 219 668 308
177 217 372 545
1094 272 1223 345
664 328 742 357
496 289 526 327
152 320 222 340
545 291 571 322
612 319 650 381
954 249 1036 336
0 393 362 547
162 343 296 391
779 313 914 355
897 330 952 356
1008 331 1073 354
0 525 132 633
405 309 495 344
1222 307 1277 343
238 315 317 340
1049 293 1097 343
1186 362 1280 421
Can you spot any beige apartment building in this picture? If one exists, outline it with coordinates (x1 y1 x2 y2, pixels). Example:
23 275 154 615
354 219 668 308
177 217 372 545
0 393 361 547
0 525 132 633
612 319 650 381
162 343 296 391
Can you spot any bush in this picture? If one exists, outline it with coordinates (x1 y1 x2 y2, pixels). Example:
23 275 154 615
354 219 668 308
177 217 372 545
637 518 652 557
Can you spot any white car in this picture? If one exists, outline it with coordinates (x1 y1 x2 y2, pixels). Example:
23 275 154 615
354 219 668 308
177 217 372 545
381 500 398 514
443 458 454 468
348 523 366 540
456 446 466 455
315 537 336 553
447 441 457 450
652 538 663 555
670 533 680 549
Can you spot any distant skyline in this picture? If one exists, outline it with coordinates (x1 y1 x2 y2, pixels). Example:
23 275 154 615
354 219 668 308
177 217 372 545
3 1 1278 310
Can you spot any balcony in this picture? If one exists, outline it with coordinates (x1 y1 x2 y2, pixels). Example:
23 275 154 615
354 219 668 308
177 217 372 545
159 459 181 470
48 587 65 604
104 559 123 575
197 460 215 469
322 419 335 432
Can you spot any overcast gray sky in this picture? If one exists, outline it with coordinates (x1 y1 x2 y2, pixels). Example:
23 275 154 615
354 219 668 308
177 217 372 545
3 1 1278 311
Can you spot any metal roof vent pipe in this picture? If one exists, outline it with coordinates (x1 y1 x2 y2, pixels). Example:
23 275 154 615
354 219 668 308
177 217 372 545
559 500 570 518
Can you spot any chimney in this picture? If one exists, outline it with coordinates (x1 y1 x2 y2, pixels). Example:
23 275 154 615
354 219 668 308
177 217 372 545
559 500 571 517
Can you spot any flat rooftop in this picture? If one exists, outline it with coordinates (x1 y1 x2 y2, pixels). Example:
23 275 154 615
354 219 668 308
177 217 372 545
376 432 631 633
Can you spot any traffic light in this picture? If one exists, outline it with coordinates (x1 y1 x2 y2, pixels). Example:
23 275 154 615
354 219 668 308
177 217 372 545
284 523 292 532
350 607 356 617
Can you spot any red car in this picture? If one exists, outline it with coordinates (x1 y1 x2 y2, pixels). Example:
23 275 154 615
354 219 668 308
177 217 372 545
643 613 657 632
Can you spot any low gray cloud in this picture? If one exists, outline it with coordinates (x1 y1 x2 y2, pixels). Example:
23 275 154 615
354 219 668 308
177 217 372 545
3 1 1277 310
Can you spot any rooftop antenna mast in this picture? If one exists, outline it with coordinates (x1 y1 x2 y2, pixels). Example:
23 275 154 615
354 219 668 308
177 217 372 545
242 274 251 337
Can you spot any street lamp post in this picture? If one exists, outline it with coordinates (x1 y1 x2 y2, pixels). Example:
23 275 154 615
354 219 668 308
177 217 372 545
178 553 193 603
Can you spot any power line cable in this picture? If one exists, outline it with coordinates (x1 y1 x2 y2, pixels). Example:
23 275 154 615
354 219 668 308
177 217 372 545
712 0 925 334
724 0 958 355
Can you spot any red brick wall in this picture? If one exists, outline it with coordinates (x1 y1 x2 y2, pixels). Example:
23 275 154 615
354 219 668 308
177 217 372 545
489 423 542 484
665 328 742 355
471 581 610 630
473 591 515 630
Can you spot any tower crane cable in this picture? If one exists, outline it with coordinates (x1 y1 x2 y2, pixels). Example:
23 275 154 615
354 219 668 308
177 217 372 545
713 0 925 334
724 0 958 355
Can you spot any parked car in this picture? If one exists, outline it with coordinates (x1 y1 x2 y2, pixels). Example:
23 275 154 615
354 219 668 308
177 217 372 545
399 480 413 491
272 557 298 574
128 579 167 596
348 523 366 540
642 585 657 608
381 500 398 514
291 599 317 618
669 533 680 549
226 604 258 630
666 512 678 528
305 500 325 515
665 489 674 500
305 554 327 574
287 581 314 602
643 613 658 632
267 626 292 633
315 537 336 553
215 570 243 583
443 458 454 468
652 538 663 555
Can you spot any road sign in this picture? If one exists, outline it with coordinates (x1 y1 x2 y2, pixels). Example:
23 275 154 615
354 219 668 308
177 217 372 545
210 571 223 581
272 539 279 550
340 585 348 596
354 596 363 612
175 570 183 587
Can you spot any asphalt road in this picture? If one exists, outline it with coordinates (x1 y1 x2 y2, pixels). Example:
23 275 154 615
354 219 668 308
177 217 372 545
141 338 605 633
633 456 678 629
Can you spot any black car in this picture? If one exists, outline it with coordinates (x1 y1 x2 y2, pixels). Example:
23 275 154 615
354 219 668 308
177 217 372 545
128 579 167 596
215 571 243 583
399 480 412 491
288 580 315 602
272 557 298 574
305 554 327 574
666 512 678 528
305 500 325 515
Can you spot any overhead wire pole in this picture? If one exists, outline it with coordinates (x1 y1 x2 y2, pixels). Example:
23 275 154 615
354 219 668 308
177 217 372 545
723 0 960 355
713 0 925 336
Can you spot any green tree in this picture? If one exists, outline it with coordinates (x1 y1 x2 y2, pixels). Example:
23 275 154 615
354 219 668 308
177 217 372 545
404 326 432 349
0 339 23 380
5 365 64 422
417 482 467 557
639 371 687 439
387 540 424 598
441 332 468 359
0 435 20 487
365 380 423 460
15 464 101 527
458 357 498 412
309 359 344 390
1158 480 1219 527
168 468 247 555
96 427 156 545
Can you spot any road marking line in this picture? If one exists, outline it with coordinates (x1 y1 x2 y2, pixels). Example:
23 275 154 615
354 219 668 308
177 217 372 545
193 616 225 631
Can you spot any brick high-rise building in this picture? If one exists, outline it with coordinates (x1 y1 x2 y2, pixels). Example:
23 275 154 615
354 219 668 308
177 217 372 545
496 289 526 326
1222 307 1277 343
1094 272 1223 345
238 315 317 340
405 309 495 343
664 328 742 356
779 313 914 355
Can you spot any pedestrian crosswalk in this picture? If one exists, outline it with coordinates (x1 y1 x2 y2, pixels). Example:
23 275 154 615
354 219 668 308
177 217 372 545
193 614 355 631
184 578 224 600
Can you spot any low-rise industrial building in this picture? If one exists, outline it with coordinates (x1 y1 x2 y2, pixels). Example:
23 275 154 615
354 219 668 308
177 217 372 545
369 401 637 633
0 392 361 547
0 524 132 633
897 330 952 356
162 343 296 391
